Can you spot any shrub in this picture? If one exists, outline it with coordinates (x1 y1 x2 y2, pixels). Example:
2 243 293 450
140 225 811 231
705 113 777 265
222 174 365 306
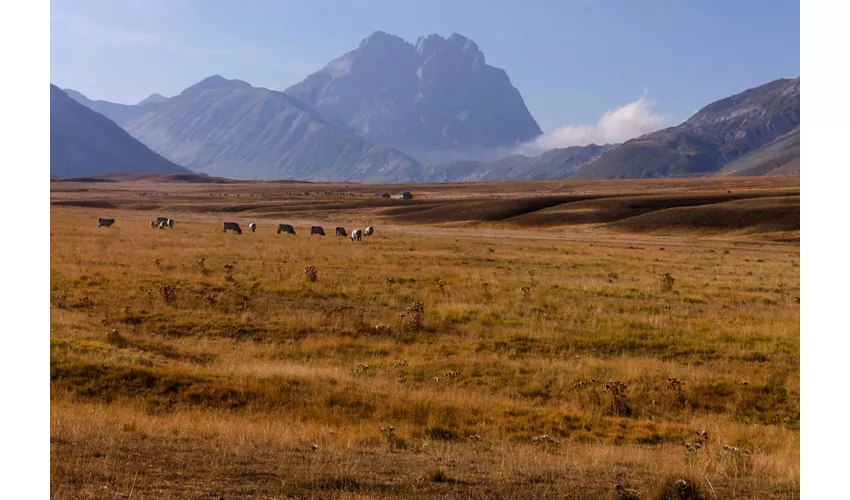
105 329 129 348
158 284 178 304
304 265 318 282
405 301 425 331
604 380 632 417
427 468 450 483
660 273 676 292
654 477 705 500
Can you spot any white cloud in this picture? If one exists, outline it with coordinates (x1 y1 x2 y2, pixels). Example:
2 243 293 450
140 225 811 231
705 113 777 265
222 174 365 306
519 91 674 154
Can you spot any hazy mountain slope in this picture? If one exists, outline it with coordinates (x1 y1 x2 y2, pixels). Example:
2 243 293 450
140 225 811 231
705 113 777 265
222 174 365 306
138 93 169 105
420 143 614 182
50 85 188 177
121 75 422 182
63 88 164 124
722 128 799 177
571 77 800 180
285 31 542 161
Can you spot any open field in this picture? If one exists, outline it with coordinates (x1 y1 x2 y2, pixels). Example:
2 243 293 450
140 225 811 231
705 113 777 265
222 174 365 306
50 176 799 499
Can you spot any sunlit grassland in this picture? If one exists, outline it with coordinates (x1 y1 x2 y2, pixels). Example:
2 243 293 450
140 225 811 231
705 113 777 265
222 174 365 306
50 207 799 499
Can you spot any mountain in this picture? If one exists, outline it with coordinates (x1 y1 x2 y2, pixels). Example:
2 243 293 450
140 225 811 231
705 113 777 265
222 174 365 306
63 88 164 124
420 143 615 182
120 75 422 182
721 128 799 176
50 85 188 177
285 31 542 162
138 93 169 105
571 77 800 179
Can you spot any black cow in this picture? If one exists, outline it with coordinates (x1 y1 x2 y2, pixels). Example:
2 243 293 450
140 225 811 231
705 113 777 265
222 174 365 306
277 224 296 235
222 222 242 234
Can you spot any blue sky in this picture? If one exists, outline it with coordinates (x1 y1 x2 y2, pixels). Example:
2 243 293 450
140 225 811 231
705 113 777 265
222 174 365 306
51 0 799 136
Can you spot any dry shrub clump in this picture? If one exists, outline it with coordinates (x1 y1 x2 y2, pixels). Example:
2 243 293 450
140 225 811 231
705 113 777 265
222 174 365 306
654 477 706 500
660 272 676 292
304 265 318 282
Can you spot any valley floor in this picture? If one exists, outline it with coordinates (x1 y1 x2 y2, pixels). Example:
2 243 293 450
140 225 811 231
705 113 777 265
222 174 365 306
50 177 799 499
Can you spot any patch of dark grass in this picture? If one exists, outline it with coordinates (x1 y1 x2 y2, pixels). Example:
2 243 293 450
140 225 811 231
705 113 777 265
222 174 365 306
425 425 459 441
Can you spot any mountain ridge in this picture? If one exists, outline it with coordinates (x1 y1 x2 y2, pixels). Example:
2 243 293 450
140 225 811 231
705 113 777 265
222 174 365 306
119 77 423 182
570 77 800 180
50 85 189 177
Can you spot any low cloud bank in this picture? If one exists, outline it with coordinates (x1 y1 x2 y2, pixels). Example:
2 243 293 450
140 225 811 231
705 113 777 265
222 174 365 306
519 91 675 155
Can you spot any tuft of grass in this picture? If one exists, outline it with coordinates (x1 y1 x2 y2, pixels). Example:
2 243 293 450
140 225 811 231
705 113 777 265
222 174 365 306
427 468 451 483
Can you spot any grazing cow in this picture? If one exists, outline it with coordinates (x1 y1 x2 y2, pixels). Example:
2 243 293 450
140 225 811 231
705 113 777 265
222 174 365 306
364 226 374 236
156 217 169 225
311 226 326 236
350 228 362 242
97 217 115 228
167 219 174 229
248 222 256 233
222 222 243 234
277 224 296 235
335 227 347 237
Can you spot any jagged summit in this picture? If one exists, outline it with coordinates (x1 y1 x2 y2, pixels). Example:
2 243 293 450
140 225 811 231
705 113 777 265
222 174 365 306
285 31 541 160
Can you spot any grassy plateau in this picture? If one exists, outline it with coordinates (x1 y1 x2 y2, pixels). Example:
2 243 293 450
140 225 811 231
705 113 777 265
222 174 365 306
50 175 799 499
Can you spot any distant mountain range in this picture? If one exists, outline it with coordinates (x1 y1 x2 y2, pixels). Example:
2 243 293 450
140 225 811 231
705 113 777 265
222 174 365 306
119 75 422 182
570 77 800 179
50 85 187 177
55 31 799 183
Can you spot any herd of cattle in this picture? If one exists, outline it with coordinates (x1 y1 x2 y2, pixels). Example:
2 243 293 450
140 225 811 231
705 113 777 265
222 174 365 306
96 217 375 242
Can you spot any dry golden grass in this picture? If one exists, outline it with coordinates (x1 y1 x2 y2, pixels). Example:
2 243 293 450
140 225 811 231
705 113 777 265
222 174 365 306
50 178 799 499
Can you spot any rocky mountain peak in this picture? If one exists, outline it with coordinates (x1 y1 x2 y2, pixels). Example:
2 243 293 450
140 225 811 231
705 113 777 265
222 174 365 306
359 30 410 50
285 31 541 159
414 33 483 63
